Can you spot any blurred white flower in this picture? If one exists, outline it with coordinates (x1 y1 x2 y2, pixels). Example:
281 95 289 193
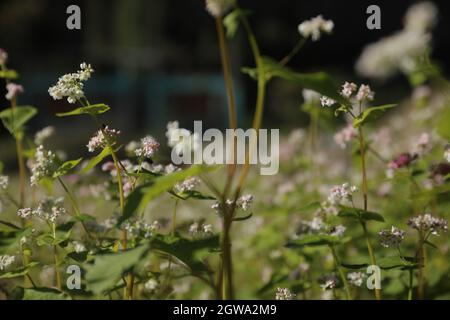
347 272 365 287
302 89 321 103
334 124 358 149
144 279 158 292
135 136 160 159
205 0 234 17
320 274 339 290
298 15 334 41
0 175 9 190
0 48 8 65
340 82 357 98
327 183 357 205
379 226 405 248
275 287 295 300
0 255 15 270
175 177 200 193
30 145 58 186
166 121 201 156
34 126 55 145
320 96 336 107
5 83 24 100
404 2 438 33
356 84 375 102
408 214 447 235
445 145 450 163
356 2 436 80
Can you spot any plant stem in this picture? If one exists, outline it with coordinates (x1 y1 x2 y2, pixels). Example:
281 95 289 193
330 244 352 300
279 38 307 67
215 16 238 198
52 223 62 290
221 208 233 300
358 126 381 300
57 177 94 240
408 269 414 300
417 231 426 299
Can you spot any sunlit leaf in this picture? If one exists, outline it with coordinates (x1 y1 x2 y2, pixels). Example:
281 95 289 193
0 106 37 136
56 103 110 117
353 104 397 128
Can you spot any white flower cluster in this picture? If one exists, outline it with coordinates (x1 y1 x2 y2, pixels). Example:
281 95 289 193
0 255 15 271
320 96 336 107
0 48 8 65
298 15 334 41
34 126 55 145
328 224 346 237
72 241 87 253
410 133 430 157
0 175 9 190
123 219 160 239
407 214 448 235
5 83 24 100
174 177 201 194
87 126 121 153
17 197 66 223
445 145 450 163
275 287 295 300
347 272 365 287
327 183 357 205
340 82 375 102
189 222 213 237
205 0 234 17
135 136 160 159
319 274 339 290
30 145 58 186
356 2 437 79
334 124 358 149
302 89 321 103
48 62 94 104
166 121 201 156
379 226 405 248
211 194 254 214
144 279 158 292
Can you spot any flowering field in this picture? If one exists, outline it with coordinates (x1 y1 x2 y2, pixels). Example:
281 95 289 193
0 1 449 301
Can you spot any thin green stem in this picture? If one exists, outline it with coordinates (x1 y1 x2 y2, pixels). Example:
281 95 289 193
52 223 62 290
330 244 352 300
279 38 307 67
358 126 381 300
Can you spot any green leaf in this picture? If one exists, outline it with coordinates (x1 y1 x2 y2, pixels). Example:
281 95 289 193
223 9 250 39
175 190 216 201
36 231 71 247
243 57 348 106
0 69 19 79
119 165 221 225
341 262 369 270
233 212 253 222
0 106 37 136
56 103 110 117
437 106 450 140
0 228 32 252
151 234 219 273
353 104 397 128
338 206 385 223
286 234 349 248
85 245 149 295
377 256 419 270
20 287 71 300
80 147 111 174
0 262 39 279
53 158 83 178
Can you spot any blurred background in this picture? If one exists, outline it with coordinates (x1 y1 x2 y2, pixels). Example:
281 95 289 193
0 0 449 165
